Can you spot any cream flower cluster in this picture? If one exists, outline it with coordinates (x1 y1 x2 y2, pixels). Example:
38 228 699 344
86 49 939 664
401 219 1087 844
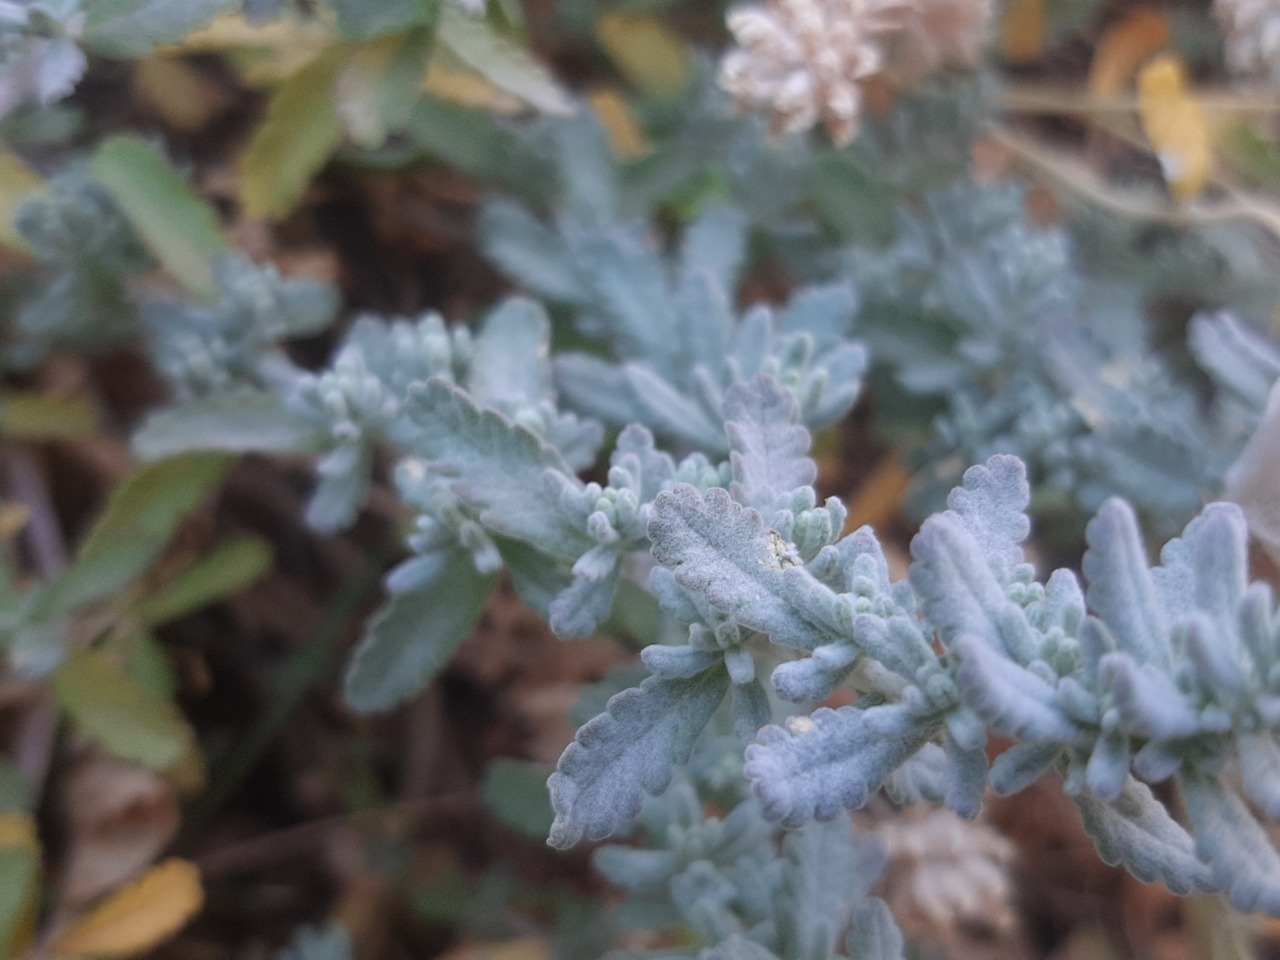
718 0 990 146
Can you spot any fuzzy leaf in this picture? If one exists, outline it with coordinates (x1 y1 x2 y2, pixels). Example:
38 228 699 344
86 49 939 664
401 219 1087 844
401 378 591 559
942 455 1029 581
344 553 498 712
1182 770 1280 914
547 666 729 847
328 0 432 39
910 516 1033 661
1083 499 1172 671
84 0 236 57
1075 777 1215 895
744 704 932 827
437 6 573 116
90 136 227 296
133 394 328 460
847 898 905 960
649 485 839 651
723 376 816 510
951 634 1086 744
469 298 553 408
778 817 884 960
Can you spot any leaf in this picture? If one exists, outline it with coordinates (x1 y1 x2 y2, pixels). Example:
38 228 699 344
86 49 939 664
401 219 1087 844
744 704 933 827
336 30 432 148
84 0 238 57
343 553 498 712
90 136 228 296
1218 123 1280 189
0 147 43 252
240 48 347 220
482 758 555 838
847 898 905 960
999 0 1043 63
133 536 273 627
49 858 203 958
53 650 196 771
1082 498 1171 672
1075 777 1215 896
1087 8 1170 97
648 485 840 651
278 923 354 960
587 89 649 161
328 0 433 40
0 812 40 960
469 297 553 408
400 377 591 559
1138 54 1212 203
547 666 729 848
909 515 1034 662
951 634 1085 744
723 376 816 511
942 455 1030 582
0 392 97 439
594 13 690 98
436 6 573 116
778 817 885 960
808 154 897 247
41 453 229 617
1181 770 1280 914
132 394 328 461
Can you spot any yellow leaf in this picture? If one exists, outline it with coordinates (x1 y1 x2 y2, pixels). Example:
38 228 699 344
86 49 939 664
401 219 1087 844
588 88 650 160
1088 7 1170 97
49 859 204 959
0 812 37 854
1138 54 1212 202
240 47 348 220
131 57 233 132
0 503 28 541
422 56 523 114
595 13 690 98
999 0 1043 64
0 147 44 253
168 13 334 84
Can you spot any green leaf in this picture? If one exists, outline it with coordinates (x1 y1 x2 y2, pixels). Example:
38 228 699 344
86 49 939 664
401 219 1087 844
134 535 273 627
337 30 433 148
0 392 97 439
90 136 227 297
328 0 435 39
437 6 573 116
482 757 555 838
39 453 229 618
1219 123 1280 189
132 394 328 461
0 814 39 960
52 649 194 770
343 553 498 712
83 0 238 58
0 760 33 814
240 49 348 220
808 153 896 246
